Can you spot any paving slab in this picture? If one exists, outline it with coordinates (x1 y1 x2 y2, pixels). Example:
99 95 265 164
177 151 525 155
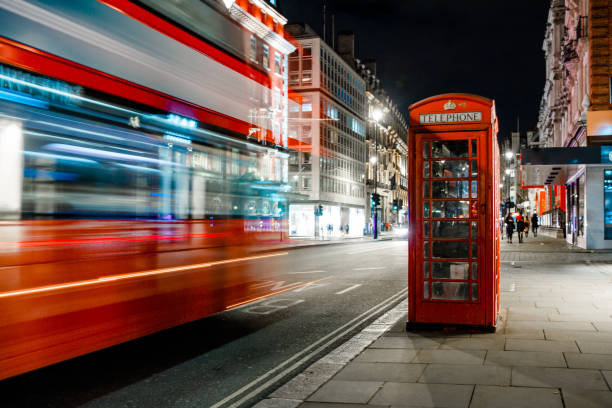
565 353 612 370
418 364 510 386
549 314 612 322
602 371 612 389
576 341 612 355
507 312 550 321
412 349 486 365
353 348 417 363
484 351 566 367
306 380 382 404
299 403 386 408
556 306 600 314
270 363 344 400
593 322 612 332
507 307 558 316
370 336 444 349
369 382 474 408
505 320 597 331
469 385 563 408
253 398 301 408
511 367 609 390
562 390 612 408
502 327 545 339
333 362 425 383
545 330 612 342
440 337 505 351
505 339 579 353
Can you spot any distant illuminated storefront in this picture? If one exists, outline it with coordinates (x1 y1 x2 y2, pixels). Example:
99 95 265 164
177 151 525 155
521 124 612 249
289 203 364 238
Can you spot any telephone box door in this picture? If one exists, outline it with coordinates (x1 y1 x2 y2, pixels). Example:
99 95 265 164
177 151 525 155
416 133 485 324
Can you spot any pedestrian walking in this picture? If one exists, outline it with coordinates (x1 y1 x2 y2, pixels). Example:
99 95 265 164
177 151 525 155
505 214 515 243
531 213 539 237
517 217 525 243
524 219 530 237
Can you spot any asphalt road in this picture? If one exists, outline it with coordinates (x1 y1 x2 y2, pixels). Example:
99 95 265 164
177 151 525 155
0 239 408 407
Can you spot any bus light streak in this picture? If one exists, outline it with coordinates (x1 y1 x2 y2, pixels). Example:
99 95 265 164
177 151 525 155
0 252 289 299
0 232 234 249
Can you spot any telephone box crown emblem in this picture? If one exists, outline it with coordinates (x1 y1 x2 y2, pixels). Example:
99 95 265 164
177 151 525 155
444 100 456 111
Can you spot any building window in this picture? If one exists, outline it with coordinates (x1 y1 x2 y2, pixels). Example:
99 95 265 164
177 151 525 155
274 53 282 75
250 35 257 62
302 46 312 57
263 44 270 70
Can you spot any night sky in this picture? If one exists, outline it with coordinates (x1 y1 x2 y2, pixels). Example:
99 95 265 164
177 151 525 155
279 0 550 138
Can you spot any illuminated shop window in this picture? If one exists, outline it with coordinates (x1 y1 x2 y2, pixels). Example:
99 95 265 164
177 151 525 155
605 170 612 239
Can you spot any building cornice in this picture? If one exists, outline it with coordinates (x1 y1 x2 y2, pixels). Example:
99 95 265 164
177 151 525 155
226 2 295 54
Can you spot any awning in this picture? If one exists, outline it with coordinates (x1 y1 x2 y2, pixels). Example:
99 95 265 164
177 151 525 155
520 146 612 187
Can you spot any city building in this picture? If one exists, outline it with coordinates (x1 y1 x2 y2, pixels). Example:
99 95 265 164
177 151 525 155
336 32 409 234
359 60 409 231
0 0 296 228
285 24 367 238
522 0 612 248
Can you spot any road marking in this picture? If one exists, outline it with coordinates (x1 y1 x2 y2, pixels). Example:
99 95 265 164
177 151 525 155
336 284 362 295
353 267 386 271
225 277 330 310
291 282 327 293
288 270 326 274
210 287 407 408
0 252 289 299
244 299 305 315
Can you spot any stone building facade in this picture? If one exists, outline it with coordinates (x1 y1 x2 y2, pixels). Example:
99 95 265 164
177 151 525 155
336 32 409 233
530 0 612 248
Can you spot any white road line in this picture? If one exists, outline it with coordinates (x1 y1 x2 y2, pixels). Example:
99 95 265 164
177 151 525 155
210 287 408 408
288 270 326 274
353 267 386 271
335 284 362 295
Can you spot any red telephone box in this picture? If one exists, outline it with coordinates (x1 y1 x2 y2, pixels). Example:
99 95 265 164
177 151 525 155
407 94 500 330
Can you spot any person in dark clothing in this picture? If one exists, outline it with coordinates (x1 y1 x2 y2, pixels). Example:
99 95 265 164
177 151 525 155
517 217 526 243
531 213 539 237
505 214 515 243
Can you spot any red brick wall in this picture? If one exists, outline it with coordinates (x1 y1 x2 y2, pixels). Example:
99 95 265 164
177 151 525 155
590 0 612 110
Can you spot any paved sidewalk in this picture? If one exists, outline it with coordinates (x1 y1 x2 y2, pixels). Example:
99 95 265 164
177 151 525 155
257 235 612 408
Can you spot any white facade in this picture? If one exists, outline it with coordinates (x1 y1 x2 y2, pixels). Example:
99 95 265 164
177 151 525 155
286 25 367 238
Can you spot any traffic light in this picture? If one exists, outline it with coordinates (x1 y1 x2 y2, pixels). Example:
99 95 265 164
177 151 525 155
314 204 323 216
392 199 398 211
371 193 381 206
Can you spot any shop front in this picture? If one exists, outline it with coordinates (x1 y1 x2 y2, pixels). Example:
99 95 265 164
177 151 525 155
521 145 612 249
289 202 364 238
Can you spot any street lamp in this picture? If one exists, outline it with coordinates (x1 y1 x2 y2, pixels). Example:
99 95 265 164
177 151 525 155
372 108 383 122
370 108 384 239
505 151 513 160
505 168 511 175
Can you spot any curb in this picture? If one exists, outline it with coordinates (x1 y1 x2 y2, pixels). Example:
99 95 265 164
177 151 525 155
252 237 394 254
253 298 408 408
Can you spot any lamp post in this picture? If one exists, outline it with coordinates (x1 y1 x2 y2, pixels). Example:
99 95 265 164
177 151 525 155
371 108 383 239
